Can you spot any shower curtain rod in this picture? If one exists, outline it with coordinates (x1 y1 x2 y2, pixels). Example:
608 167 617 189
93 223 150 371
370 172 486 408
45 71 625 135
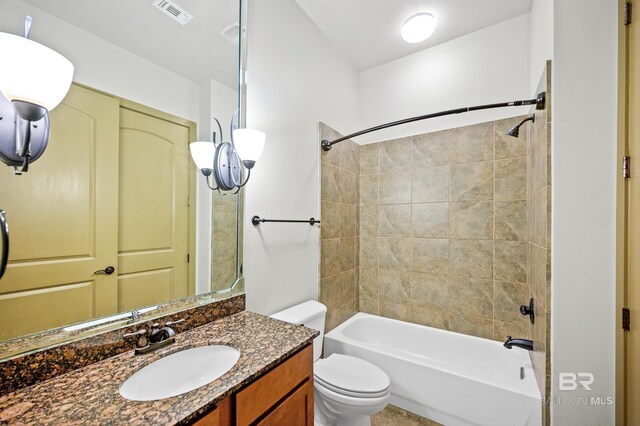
321 92 546 151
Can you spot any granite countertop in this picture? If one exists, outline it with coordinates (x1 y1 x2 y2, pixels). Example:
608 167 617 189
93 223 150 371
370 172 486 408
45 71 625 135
0 312 318 425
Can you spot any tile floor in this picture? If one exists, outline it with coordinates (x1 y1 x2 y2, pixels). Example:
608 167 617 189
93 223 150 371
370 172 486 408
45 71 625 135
371 405 442 426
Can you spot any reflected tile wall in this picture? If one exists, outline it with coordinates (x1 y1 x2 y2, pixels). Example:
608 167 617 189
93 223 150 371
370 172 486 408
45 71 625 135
356 118 530 342
320 123 360 332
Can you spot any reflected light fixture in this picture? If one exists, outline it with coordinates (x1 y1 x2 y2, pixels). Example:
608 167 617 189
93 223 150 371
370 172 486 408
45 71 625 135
190 112 265 194
401 12 437 43
0 16 74 174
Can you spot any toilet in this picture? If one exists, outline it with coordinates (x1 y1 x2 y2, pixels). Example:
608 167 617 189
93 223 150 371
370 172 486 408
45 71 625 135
271 301 390 426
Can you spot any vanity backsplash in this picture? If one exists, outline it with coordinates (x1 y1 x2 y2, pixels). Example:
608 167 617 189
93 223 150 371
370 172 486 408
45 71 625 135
0 294 245 396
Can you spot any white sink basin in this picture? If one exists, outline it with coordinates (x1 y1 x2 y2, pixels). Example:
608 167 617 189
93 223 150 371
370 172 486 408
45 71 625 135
119 345 240 401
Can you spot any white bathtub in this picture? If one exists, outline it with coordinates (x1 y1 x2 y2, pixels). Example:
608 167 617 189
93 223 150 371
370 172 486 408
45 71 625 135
324 313 541 426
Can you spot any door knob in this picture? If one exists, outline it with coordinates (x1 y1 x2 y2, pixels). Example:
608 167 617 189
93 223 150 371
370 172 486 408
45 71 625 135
94 266 115 275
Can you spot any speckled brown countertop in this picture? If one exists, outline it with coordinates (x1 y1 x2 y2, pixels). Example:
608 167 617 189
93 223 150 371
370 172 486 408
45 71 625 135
0 311 318 425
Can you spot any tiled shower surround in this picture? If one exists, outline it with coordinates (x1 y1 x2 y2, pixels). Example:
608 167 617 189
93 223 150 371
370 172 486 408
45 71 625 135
356 117 531 342
320 64 551 423
320 117 533 339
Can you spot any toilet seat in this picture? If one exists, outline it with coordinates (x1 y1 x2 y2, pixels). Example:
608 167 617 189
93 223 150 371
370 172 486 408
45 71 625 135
314 354 390 399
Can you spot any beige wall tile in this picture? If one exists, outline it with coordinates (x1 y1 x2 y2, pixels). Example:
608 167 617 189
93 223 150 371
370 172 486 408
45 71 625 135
412 203 449 238
450 277 493 318
339 300 358 323
337 170 358 204
360 143 379 175
412 239 450 274
379 137 412 172
321 238 341 278
321 162 340 203
359 174 379 205
379 172 412 204
359 298 378 315
340 204 357 238
495 158 526 200
320 273 341 310
450 240 493 279
451 122 494 164
359 268 378 300
378 238 412 271
379 269 411 303
339 237 357 272
495 116 527 159
449 314 493 339
494 281 528 324
412 166 449 203
380 300 412 321
411 306 449 330
411 272 449 311
531 126 548 194
321 201 340 239
494 320 528 342
495 200 527 241
529 244 547 311
449 201 493 239
359 237 378 269
450 161 494 201
412 130 450 169
339 141 359 174
339 269 357 302
359 205 378 237
494 241 527 283
533 187 548 248
379 204 411 237
325 308 342 332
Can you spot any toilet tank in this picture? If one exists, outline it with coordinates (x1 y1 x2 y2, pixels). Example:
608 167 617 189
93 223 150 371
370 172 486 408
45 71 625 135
270 300 326 361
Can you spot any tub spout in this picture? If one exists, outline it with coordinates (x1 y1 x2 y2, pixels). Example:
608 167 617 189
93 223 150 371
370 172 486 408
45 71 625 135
503 336 533 351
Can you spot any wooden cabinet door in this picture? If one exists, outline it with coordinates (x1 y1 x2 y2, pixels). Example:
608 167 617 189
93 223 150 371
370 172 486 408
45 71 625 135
0 84 120 340
117 107 191 311
255 380 314 426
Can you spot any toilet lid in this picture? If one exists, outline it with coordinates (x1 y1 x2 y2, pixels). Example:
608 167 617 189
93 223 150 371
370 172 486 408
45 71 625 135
314 354 390 398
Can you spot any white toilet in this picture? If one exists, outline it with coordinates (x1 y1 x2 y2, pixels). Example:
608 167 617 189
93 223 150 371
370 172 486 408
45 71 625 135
271 301 390 426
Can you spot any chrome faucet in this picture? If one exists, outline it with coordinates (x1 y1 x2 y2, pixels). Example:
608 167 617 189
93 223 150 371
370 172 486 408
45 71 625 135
123 318 185 355
503 336 534 351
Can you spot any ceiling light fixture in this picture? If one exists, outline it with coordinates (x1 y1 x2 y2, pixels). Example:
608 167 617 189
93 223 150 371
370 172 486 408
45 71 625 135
401 13 437 44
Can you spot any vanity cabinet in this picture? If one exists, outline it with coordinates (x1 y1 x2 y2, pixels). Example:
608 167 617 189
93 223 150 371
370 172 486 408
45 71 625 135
193 344 314 426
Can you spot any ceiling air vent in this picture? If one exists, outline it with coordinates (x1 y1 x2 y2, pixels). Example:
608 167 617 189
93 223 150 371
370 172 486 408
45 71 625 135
222 23 244 47
152 0 193 26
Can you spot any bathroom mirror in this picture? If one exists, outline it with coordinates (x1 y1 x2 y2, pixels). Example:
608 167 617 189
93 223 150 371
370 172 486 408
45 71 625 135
0 0 248 355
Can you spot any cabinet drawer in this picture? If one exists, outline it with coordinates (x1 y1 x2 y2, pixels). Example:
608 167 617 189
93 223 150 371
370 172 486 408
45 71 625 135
236 344 313 426
193 396 232 426
256 379 313 426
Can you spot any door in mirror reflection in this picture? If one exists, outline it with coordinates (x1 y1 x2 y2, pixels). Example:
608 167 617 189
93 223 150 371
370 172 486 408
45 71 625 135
0 85 119 340
0 84 195 340
117 106 193 311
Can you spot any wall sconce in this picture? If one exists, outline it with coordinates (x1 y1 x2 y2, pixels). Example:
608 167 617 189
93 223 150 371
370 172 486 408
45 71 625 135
189 114 265 194
0 17 74 174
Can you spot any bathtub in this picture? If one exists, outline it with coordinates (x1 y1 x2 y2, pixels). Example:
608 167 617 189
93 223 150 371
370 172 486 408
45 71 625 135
323 313 541 426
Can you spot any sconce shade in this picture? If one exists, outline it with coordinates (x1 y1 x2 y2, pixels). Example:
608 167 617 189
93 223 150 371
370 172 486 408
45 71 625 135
189 141 215 172
0 32 74 112
233 129 265 165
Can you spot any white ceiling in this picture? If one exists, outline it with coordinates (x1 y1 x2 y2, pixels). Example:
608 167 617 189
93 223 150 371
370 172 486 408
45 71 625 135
22 0 240 89
295 0 532 71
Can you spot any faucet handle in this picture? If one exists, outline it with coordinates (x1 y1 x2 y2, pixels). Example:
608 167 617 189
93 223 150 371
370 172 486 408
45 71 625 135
123 329 147 338
165 318 185 327
123 329 149 349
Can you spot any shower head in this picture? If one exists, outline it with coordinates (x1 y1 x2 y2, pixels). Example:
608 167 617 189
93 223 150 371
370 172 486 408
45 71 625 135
506 114 535 138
